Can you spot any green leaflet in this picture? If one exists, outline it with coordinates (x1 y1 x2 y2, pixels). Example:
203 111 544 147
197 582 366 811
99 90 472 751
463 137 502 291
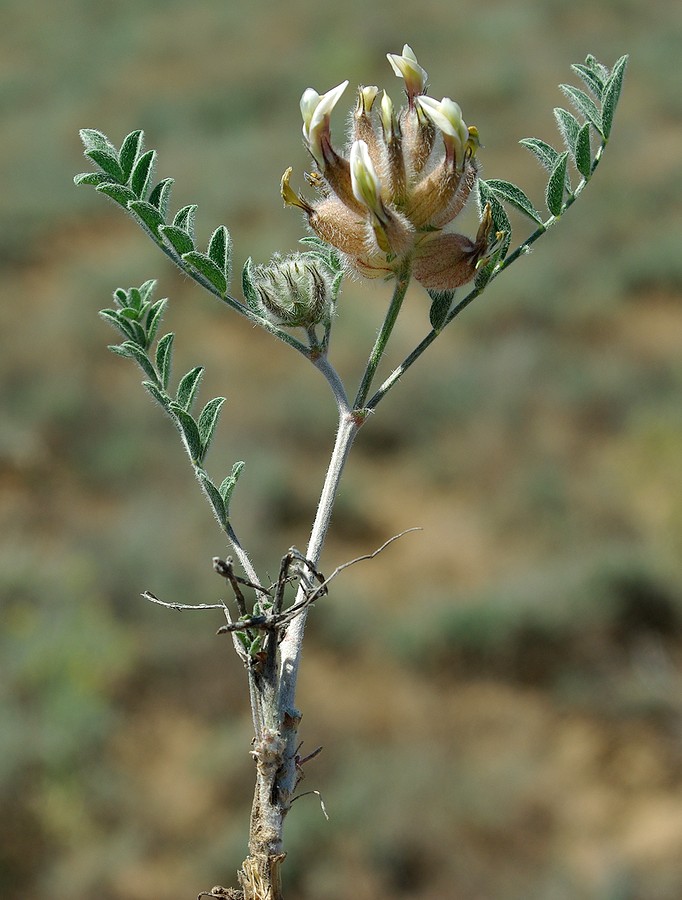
480 179 543 224
119 130 144 182
182 251 227 296
546 152 570 216
176 366 205 412
155 333 174 390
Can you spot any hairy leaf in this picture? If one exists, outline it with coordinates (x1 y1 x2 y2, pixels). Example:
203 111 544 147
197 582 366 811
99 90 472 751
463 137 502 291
145 298 167 347
85 149 125 182
241 258 261 313
173 204 198 237
477 182 512 254
130 149 156 200
79 128 118 156
128 200 165 236
142 380 172 411
155 332 174 389
197 396 226 456
176 366 205 412
96 183 138 208
170 404 203 463
575 123 592 178
208 225 232 288
119 130 144 182
99 309 141 343
139 279 157 303
148 177 174 217
546 151 570 216
601 55 628 139
196 471 227 527
553 107 580 157
559 84 602 134
570 62 604 98
117 341 158 382
428 291 454 332
182 251 227 296
160 225 195 256
519 137 560 172
219 460 245 508
74 172 114 187
482 178 543 224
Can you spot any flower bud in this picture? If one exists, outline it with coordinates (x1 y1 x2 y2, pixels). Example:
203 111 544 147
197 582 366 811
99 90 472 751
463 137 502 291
251 253 334 328
386 44 428 100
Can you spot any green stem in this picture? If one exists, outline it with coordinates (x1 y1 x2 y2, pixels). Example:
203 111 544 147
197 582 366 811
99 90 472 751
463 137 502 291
353 257 413 410
366 138 608 411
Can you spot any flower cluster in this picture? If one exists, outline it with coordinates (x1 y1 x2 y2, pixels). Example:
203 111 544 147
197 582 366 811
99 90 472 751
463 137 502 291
282 45 501 292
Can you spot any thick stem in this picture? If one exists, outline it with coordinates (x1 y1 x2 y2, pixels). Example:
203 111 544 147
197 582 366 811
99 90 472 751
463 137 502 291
236 411 360 900
278 410 360 707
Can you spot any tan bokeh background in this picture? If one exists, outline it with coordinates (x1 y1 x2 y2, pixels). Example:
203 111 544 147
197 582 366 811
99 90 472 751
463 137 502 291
2 1 682 897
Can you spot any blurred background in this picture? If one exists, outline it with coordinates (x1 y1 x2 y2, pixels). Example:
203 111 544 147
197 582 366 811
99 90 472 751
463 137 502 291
2 0 681 898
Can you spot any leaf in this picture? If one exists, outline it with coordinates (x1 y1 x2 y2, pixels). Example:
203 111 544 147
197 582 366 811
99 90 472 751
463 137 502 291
128 200 165 236
159 224 195 256
145 298 167 346
176 366 205 411
575 123 592 178
142 380 172 411
99 309 140 342
119 130 144 182
74 172 114 187
553 107 580 157
139 279 157 303
85 149 125 182
95 182 138 208
570 62 604 98
481 178 543 224
148 177 174 217
519 137 560 172
117 341 158 382
208 225 232 288
79 128 118 156
173 204 197 237
182 251 227 296
546 151 570 216
585 54 610 84
428 291 453 332
241 258 261 312
129 149 156 200
155 332 174 389
196 471 227 527
601 54 628 139
219 460 245 508
559 84 602 134
169 404 203 463
477 182 512 253
197 396 226 456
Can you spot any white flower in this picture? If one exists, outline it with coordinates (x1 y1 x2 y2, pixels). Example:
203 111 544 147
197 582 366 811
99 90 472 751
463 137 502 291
300 81 349 167
386 44 427 97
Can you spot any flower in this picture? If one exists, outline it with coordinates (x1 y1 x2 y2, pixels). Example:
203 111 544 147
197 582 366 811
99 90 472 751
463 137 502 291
283 45 501 292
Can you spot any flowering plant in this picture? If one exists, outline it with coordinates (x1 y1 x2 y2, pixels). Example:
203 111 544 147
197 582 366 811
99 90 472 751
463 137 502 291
75 44 627 900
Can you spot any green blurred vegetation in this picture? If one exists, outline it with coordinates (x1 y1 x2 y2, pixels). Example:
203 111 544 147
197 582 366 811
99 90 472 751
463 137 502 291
2 0 682 898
